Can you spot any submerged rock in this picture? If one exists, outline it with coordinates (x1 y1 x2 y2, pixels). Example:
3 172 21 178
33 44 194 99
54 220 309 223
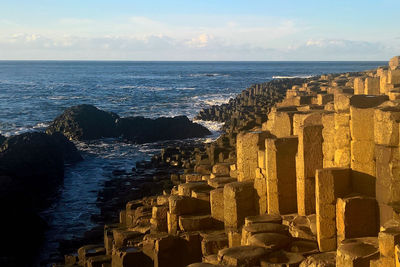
116 115 211 143
46 104 119 140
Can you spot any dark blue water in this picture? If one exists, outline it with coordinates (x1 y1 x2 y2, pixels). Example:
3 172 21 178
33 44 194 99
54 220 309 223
0 61 385 263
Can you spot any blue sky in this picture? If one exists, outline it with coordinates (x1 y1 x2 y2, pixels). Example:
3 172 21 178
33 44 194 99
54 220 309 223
0 0 399 60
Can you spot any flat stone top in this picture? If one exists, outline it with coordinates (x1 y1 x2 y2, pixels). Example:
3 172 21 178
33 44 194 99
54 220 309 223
337 237 378 258
245 214 282 225
349 95 389 109
243 223 288 234
248 233 292 250
218 245 267 260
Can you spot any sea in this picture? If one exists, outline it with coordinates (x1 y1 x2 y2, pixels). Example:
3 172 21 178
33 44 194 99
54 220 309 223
0 61 385 264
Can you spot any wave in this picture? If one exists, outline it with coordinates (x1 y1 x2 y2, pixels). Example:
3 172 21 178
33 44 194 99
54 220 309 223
272 75 313 79
189 73 230 78
119 85 168 91
194 120 224 132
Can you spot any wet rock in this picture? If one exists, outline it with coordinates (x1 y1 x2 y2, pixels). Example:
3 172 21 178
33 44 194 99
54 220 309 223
0 134 5 145
116 116 211 143
47 104 119 140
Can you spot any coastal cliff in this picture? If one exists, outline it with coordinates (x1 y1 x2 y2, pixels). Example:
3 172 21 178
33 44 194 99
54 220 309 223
54 56 400 267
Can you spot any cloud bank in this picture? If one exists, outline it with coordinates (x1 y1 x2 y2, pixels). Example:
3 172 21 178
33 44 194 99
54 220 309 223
0 16 398 60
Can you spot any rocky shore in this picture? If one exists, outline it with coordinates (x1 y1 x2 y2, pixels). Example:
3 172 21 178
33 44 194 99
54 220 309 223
3 56 400 267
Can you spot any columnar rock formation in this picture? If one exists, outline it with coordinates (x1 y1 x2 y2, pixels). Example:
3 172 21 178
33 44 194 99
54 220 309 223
60 56 400 267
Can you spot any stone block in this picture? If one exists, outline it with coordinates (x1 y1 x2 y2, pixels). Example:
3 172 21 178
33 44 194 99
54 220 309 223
167 212 178 235
365 77 381 95
354 77 365 95
113 229 143 249
334 93 351 112
185 173 203 182
112 247 152 267
389 56 400 70
245 214 282 226
78 245 106 267
315 168 352 252
296 125 323 215
247 232 292 250
228 230 242 248
334 148 351 168
178 182 212 197
336 196 379 245
169 195 210 215
224 181 256 230
378 226 400 259
293 111 323 136
236 131 272 181
334 125 350 148
374 107 400 146
210 188 224 222
241 223 289 245
318 93 334 105
212 163 230 176
254 177 267 214
388 69 400 85
150 205 168 232
351 140 375 164
266 109 295 137
178 214 214 232
86 255 111 267
265 136 298 215
207 177 236 189
217 246 267 266
350 107 375 142
299 251 336 267
336 237 379 267
200 231 228 256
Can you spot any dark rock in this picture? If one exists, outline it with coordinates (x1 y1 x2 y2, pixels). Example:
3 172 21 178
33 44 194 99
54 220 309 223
46 104 119 140
0 134 5 145
116 116 211 143
0 132 82 267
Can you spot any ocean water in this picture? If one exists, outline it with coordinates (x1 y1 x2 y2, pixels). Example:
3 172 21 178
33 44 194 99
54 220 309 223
0 61 385 263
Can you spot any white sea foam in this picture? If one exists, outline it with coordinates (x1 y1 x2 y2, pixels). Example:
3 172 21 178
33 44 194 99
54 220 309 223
193 119 224 132
272 75 313 79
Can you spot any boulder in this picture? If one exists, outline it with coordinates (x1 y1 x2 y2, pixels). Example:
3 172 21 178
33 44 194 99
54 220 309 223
116 116 211 143
46 104 119 140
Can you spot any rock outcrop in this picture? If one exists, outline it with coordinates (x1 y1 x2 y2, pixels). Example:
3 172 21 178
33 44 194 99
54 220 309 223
47 104 211 143
116 116 211 143
46 104 120 140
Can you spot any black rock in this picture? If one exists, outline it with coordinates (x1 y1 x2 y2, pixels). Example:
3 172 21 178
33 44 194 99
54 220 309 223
116 115 211 143
0 134 5 145
46 104 119 140
0 132 82 266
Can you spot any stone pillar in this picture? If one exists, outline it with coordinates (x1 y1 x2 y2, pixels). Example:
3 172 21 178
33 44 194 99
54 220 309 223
224 181 256 230
353 77 365 95
265 136 298 215
322 112 335 168
350 95 388 197
333 93 351 168
336 196 379 245
315 168 352 252
365 77 380 95
296 124 323 216
374 106 400 225
236 131 272 182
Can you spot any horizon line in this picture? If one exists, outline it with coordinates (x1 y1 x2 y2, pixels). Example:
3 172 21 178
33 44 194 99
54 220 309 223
0 59 388 62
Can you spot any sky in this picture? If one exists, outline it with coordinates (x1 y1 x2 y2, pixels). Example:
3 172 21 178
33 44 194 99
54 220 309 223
0 0 399 61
